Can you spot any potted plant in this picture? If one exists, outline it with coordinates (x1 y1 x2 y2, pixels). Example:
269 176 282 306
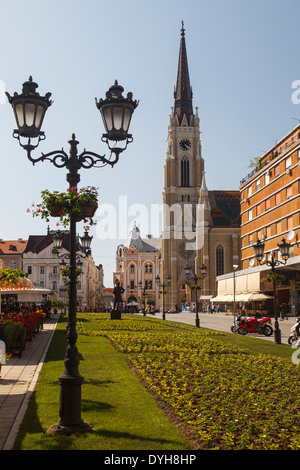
28 186 98 228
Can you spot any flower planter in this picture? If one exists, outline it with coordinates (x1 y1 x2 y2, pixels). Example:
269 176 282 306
47 202 65 217
30 187 99 227
75 200 98 221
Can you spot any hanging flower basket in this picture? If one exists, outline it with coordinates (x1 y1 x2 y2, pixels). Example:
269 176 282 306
28 186 99 228
75 200 98 221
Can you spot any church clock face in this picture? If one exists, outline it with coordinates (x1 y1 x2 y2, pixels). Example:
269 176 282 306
179 139 191 151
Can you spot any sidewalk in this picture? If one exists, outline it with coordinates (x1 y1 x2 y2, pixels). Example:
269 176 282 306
0 317 58 450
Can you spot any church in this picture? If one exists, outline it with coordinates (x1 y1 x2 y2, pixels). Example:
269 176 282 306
161 24 241 310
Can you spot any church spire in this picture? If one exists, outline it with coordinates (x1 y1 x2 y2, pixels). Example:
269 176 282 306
174 21 193 126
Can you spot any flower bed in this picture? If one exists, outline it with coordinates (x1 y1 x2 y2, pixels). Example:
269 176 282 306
79 314 300 450
8 309 46 341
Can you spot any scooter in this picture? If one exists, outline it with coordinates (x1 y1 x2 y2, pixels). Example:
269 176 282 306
288 317 300 345
233 312 273 336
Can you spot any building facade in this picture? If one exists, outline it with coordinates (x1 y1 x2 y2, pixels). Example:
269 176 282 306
161 24 241 310
23 230 104 310
114 224 161 310
238 124 300 315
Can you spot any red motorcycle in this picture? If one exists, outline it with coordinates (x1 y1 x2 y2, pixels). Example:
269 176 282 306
236 313 273 336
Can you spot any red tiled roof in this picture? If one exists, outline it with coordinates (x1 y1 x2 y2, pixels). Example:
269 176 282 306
0 239 28 254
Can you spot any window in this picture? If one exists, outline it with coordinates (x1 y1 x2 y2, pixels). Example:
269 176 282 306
40 266 45 275
216 245 224 276
130 264 135 273
53 266 58 275
52 282 57 290
286 156 292 169
145 264 152 273
256 204 261 216
274 164 280 177
28 266 32 275
248 186 252 197
266 225 272 238
181 158 190 187
275 191 281 205
287 215 294 230
265 197 271 210
265 172 270 185
130 280 135 289
248 209 253 221
256 179 260 191
286 185 293 199
276 221 281 233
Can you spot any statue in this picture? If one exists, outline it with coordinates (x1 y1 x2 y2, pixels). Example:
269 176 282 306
111 280 124 319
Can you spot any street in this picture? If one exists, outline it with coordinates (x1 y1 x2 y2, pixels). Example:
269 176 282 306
149 311 295 344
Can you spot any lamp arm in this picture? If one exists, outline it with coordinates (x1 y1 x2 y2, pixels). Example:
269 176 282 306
78 149 119 169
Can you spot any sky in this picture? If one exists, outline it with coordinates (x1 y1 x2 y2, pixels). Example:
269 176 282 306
0 0 300 287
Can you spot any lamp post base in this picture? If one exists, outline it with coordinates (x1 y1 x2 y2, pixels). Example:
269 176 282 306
47 420 94 435
274 329 281 345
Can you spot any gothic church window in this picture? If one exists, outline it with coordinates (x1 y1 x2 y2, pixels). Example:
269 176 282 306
181 158 190 187
216 244 224 276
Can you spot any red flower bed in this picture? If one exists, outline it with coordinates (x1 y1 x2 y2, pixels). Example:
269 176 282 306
8 309 46 337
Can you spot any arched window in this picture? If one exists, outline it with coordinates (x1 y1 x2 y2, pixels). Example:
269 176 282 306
216 245 224 276
130 264 135 273
181 158 190 187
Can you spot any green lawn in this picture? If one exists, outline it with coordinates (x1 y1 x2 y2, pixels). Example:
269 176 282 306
13 313 300 450
13 314 192 451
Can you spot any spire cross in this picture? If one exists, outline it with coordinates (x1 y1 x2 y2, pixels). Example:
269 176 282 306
181 21 185 36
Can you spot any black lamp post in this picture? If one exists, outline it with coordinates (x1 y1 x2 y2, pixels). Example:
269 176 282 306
138 281 149 316
184 263 207 328
155 275 171 320
253 237 290 344
6 76 138 435
127 284 137 313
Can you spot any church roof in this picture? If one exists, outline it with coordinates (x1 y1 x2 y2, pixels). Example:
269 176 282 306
209 191 241 227
125 223 161 253
174 22 193 126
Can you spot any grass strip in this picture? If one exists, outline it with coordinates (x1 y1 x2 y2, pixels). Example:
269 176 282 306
13 314 192 450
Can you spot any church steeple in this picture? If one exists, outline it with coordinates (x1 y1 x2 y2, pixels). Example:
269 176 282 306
174 22 193 126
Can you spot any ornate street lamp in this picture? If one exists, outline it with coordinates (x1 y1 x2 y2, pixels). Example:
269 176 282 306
185 263 207 327
138 280 149 316
80 230 93 253
7 76 138 435
253 237 290 344
155 274 171 320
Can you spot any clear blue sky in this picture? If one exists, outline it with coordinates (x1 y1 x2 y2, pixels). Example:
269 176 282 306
0 0 300 287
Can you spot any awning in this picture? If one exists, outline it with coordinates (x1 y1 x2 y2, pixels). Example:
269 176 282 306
210 292 273 302
236 292 273 301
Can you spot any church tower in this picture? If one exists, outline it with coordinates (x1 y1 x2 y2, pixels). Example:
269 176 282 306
161 23 207 309
161 23 241 310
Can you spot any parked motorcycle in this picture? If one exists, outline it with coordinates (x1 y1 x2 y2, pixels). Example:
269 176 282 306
231 312 273 336
288 317 300 345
